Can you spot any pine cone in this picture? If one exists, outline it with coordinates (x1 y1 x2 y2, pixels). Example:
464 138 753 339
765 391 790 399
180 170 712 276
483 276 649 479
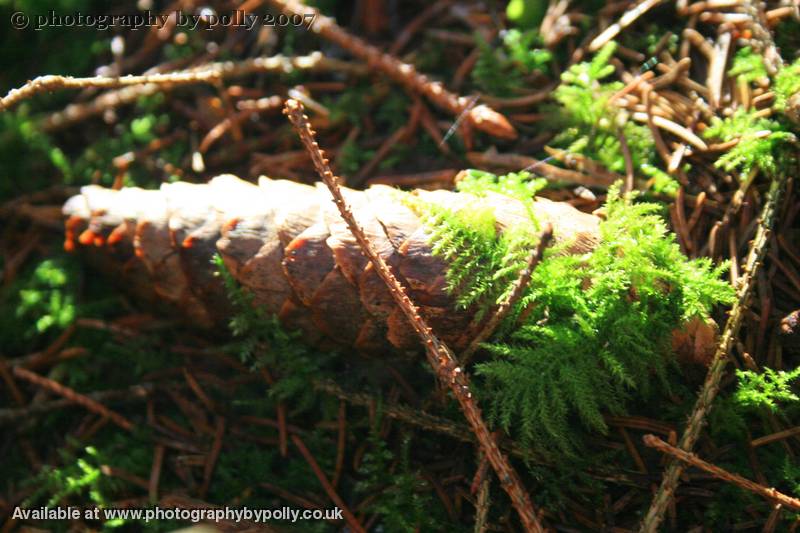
63 174 600 354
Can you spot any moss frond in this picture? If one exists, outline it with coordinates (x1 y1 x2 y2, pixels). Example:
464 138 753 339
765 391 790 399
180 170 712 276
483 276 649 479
775 57 800 112
355 429 449 531
505 0 547 29
703 108 795 175
214 254 330 411
406 195 537 316
550 42 656 174
640 163 680 197
472 29 550 96
729 46 768 83
735 367 800 412
456 169 547 204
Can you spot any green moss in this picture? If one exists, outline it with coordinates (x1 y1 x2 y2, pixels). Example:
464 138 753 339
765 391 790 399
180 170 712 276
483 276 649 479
506 0 547 29
735 367 800 412
21 432 161 531
472 30 550 96
774 57 800 111
641 163 680 197
409 173 734 456
0 98 177 196
455 168 547 206
0 256 78 354
703 108 795 176
729 46 768 83
214 254 333 412
0 0 99 94
403 171 544 317
336 136 375 177
550 42 656 174
0 109 65 200
355 424 450 532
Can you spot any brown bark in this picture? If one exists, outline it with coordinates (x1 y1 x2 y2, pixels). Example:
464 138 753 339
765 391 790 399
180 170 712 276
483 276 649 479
63 174 599 355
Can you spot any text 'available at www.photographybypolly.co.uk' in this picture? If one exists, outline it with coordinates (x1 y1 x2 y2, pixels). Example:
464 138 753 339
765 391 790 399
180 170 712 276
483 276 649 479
12 505 344 524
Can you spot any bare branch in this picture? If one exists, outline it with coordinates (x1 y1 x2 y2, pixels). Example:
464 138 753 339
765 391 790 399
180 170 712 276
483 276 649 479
283 98 543 532
2 52 363 131
643 434 800 511
1 71 222 112
12 366 136 432
291 433 367 533
269 0 517 140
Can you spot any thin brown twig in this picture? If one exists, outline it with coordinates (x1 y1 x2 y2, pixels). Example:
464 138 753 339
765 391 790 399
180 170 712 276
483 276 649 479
639 175 785 532
200 416 226 499
707 32 732 110
100 464 150 491
642 434 800 511
199 99 284 154
11 366 135 432
291 434 367 533
0 71 222 111
313 379 538 463
283 98 543 533
751 426 800 448
40 53 362 131
763 503 784 533
617 128 635 192
651 57 692 90
0 383 153 425
0 360 27 406
467 148 619 188
259 481 326 513
269 0 516 139
352 124 414 185
389 0 452 55
766 6 799 25
183 368 216 413
159 494 277 532
149 444 165 504
333 400 347 489
630 112 709 150
542 146 626 185
643 87 673 167
460 225 553 365
678 0 742 17
620 427 649 474
683 27 715 60
258 367 289 457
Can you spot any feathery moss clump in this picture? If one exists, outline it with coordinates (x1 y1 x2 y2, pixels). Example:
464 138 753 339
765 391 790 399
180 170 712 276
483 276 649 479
472 29 551 96
403 171 546 317
550 42 655 175
735 367 800 412
703 108 795 176
410 173 734 456
214 254 332 411
774 57 800 112
729 46 768 83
